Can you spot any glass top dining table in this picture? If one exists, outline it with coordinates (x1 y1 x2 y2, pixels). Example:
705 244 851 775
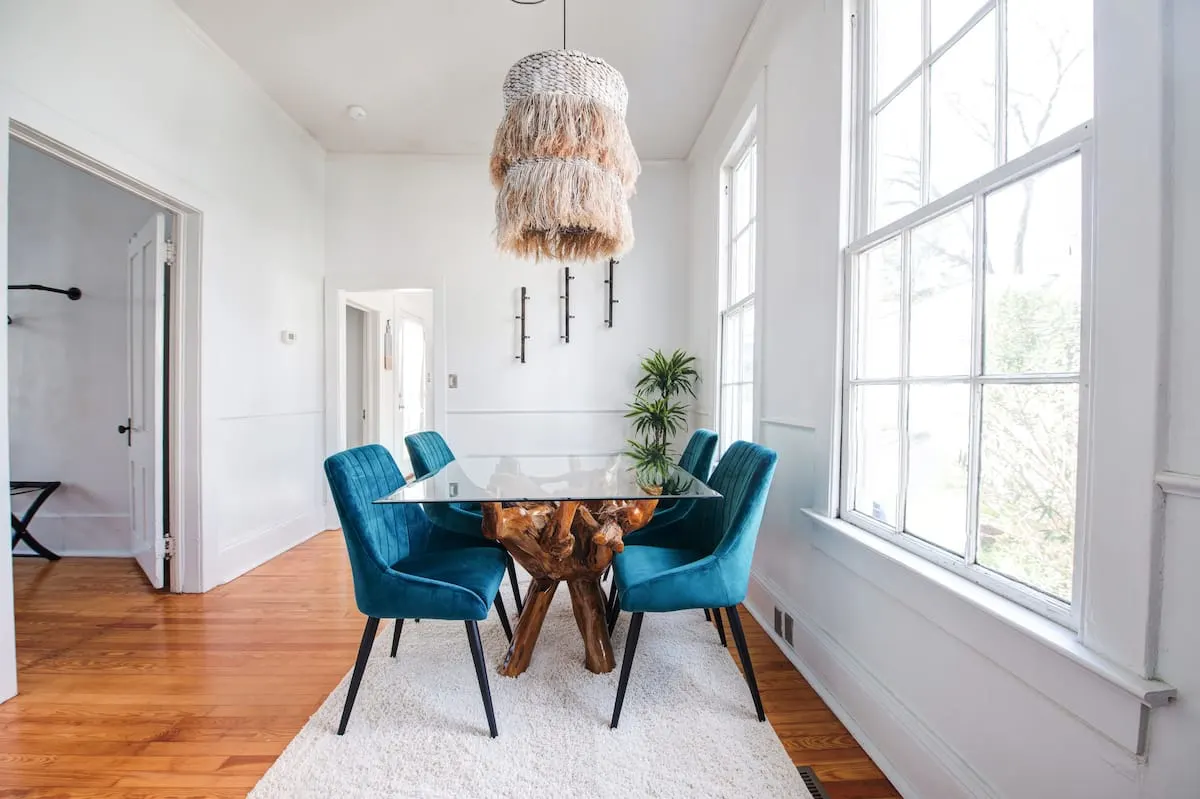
376 453 721 678
375 453 721 504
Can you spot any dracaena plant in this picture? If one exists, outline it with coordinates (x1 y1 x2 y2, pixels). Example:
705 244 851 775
625 349 699 485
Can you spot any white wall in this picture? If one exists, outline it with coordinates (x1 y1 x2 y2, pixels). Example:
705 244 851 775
7 140 160 557
0 0 328 700
688 1 1193 797
326 155 690 458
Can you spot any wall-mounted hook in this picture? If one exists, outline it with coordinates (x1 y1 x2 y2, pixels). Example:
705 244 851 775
515 286 530 363
560 267 575 343
604 258 619 328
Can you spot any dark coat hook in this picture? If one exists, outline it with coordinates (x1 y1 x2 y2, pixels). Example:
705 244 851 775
604 258 619 328
8 283 83 324
560 267 575 343
515 286 530 363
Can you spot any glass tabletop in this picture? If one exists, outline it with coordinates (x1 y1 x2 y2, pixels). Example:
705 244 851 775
376 454 722 504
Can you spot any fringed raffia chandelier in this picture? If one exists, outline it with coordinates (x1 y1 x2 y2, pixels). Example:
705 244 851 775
492 0 640 261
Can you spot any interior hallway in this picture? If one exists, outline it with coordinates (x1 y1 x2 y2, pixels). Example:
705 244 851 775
1 532 898 799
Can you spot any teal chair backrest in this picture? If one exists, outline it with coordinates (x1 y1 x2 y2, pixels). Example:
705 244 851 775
699 441 778 566
678 429 718 481
325 445 433 608
406 431 455 479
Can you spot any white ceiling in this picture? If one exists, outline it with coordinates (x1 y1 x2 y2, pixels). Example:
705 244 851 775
174 0 762 159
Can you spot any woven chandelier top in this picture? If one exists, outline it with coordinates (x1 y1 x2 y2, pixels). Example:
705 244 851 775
492 48 640 261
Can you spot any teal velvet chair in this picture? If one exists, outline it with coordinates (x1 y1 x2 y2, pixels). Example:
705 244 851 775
405 431 524 614
607 440 778 728
324 445 513 737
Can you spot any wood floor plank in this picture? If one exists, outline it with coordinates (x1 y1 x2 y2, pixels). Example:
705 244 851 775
3 531 900 797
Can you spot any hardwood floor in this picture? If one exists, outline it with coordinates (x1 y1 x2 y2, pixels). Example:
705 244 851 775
2 531 900 799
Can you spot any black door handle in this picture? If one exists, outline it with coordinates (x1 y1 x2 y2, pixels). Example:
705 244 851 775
118 418 131 447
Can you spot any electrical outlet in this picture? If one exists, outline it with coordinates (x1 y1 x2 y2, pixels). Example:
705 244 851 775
448 373 458 389
774 607 783 637
784 613 794 647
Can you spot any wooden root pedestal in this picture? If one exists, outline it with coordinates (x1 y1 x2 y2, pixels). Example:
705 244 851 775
481 497 657 677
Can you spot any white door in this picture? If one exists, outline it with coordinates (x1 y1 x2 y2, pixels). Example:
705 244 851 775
397 314 427 438
127 213 167 589
345 305 367 448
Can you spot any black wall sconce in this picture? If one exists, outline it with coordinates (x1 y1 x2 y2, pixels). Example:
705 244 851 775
514 286 529 363
604 258 619 328
560 267 575 343
7 283 83 325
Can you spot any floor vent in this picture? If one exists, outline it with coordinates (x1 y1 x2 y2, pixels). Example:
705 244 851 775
797 766 831 799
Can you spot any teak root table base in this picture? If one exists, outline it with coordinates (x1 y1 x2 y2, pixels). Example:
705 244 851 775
481 497 657 677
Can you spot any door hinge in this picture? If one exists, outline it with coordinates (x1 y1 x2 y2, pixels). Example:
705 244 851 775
163 533 176 558
164 241 177 268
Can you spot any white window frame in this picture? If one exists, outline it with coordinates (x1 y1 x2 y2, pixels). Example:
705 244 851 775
839 0 1094 626
719 134 758 452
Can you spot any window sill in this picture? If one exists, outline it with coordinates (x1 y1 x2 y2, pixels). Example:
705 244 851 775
800 509 1176 754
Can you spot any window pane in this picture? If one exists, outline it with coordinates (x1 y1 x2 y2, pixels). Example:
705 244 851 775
719 384 736 451
984 156 1082 375
977 383 1078 601
905 383 970 554
873 82 922 229
1006 0 1094 160
852 384 900 527
857 238 903 379
739 304 755 382
930 10 997 199
931 0 986 52
738 383 754 443
910 205 974 377
721 311 741 385
731 227 755 303
873 0 922 101
734 150 755 230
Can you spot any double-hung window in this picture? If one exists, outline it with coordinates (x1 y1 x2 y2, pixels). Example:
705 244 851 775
842 0 1093 620
719 137 758 453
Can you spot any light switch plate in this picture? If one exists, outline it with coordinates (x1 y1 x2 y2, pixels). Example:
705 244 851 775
448 373 458 389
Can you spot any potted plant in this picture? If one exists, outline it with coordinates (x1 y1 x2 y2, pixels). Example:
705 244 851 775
625 349 699 486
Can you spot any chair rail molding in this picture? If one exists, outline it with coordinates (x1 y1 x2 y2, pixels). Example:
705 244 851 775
1155 470 1200 499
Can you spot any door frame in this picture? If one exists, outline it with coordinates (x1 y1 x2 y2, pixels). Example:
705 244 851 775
324 282 446 529
6 122 202 595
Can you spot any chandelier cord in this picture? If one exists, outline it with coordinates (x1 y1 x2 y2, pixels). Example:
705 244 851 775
562 0 567 50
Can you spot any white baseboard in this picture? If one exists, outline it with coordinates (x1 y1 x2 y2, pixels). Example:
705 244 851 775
746 572 997 799
217 506 327 586
11 513 133 558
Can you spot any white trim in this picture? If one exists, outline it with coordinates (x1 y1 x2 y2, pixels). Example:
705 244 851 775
745 574 995 799
802 510 1176 718
1156 471 1200 499
446 408 627 416
760 417 816 432
218 507 326 586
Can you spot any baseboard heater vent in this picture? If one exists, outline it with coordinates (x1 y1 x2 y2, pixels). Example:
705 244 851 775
797 766 831 799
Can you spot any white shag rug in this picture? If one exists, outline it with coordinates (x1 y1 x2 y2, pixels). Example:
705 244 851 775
249 581 813 799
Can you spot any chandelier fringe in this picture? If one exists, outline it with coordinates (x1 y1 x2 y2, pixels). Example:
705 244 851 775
489 93 640 194
495 158 634 261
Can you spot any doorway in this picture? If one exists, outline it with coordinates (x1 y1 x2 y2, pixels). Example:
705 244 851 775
344 304 368 449
6 133 186 592
331 288 438 476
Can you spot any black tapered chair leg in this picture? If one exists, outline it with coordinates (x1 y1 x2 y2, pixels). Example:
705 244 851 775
610 611 644 729
390 618 404 658
494 592 514 642
712 607 728 647
606 586 620 634
465 620 499 738
337 616 380 735
505 554 524 614
703 608 711 621
725 605 766 722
